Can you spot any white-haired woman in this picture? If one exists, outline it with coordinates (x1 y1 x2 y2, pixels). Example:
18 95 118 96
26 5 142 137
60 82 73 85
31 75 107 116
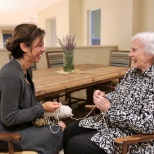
63 32 154 154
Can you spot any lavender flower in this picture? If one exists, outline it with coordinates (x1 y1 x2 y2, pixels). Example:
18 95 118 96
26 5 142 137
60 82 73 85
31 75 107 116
57 35 76 52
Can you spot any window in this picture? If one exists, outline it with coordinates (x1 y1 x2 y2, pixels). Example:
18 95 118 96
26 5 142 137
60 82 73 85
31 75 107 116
88 8 101 45
3 34 12 47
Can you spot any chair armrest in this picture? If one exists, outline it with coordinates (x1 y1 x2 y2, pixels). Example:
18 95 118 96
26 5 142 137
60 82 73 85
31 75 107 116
101 85 115 90
0 132 21 142
85 105 96 110
114 134 154 147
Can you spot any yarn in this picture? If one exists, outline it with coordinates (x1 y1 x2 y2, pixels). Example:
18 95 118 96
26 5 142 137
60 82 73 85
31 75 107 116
44 105 73 118
33 104 98 133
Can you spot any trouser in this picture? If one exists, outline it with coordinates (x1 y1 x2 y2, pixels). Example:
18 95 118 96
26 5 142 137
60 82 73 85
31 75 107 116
63 120 107 154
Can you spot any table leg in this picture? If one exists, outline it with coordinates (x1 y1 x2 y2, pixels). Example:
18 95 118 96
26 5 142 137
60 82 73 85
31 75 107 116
86 86 94 105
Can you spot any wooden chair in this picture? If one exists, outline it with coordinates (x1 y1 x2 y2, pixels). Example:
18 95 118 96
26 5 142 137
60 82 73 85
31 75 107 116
109 50 131 67
9 54 37 70
86 106 154 154
85 85 154 154
94 50 131 93
46 51 87 106
0 132 37 154
109 50 131 85
46 51 63 68
114 134 154 154
45 51 64 102
30 62 37 70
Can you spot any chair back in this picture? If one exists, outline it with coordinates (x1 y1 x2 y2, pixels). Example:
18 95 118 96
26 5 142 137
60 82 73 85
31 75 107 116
109 50 131 67
30 62 37 70
46 51 63 68
9 54 37 70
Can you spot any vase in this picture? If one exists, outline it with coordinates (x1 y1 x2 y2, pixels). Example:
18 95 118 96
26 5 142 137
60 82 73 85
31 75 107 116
63 50 74 72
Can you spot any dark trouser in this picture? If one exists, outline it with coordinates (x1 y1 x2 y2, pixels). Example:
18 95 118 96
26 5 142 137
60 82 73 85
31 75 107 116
63 121 107 154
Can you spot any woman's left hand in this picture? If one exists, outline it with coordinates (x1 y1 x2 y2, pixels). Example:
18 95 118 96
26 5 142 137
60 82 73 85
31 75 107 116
93 90 111 112
58 121 66 131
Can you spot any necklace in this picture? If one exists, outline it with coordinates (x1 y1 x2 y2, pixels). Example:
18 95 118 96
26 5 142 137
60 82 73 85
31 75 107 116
16 59 27 78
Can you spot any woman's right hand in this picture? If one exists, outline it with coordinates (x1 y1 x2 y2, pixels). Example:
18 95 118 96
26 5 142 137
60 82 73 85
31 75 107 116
94 89 105 97
93 90 111 112
42 101 61 112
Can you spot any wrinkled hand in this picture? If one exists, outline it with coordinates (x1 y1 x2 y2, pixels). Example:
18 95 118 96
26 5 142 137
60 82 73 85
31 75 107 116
93 90 111 112
42 101 61 112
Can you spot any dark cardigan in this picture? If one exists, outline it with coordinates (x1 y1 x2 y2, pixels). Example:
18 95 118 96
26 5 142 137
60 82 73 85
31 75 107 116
0 59 63 154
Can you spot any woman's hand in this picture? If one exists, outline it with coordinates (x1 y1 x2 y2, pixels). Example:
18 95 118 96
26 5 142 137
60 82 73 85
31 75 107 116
42 101 61 112
58 121 66 131
93 90 111 112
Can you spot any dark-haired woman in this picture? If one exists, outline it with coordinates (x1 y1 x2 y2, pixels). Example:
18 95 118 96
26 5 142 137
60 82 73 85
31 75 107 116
0 24 65 154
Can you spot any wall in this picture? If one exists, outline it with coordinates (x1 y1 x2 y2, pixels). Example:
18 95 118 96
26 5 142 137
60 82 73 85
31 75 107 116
140 0 154 31
132 0 141 35
69 0 82 46
74 46 117 65
0 46 117 69
38 0 69 47
38 45 117 69
0 0 154 69
0 49 10 68
1 0 154 49
117 0 134 50
82 0 120 46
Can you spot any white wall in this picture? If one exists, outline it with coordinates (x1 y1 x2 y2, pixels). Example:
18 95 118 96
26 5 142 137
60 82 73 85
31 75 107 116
1 0 154 69
140 0 154 31
82 0 120 46
38 0 69 47
69 0 82 46
118 0 133 50
0 46 117 69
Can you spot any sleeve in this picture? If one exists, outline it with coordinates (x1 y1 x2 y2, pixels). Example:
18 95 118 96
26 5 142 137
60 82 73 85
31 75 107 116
106 69 131 102
0 69 44 126
106 85 154 134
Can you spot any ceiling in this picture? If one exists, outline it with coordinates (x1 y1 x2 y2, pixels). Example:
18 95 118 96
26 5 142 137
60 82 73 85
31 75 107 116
0 0 62 28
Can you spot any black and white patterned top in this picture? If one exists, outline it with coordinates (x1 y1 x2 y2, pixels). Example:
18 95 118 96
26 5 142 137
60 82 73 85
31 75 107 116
79 66 154 154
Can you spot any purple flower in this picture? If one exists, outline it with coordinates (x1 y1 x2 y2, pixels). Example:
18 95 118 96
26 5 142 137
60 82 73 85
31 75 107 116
57 35 76 52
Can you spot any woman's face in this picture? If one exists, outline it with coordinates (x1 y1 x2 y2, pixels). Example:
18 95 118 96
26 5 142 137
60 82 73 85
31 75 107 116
129 38 153 71
27 37 46 63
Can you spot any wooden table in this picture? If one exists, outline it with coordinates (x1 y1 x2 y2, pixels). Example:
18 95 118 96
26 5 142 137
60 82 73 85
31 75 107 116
33 64 129 104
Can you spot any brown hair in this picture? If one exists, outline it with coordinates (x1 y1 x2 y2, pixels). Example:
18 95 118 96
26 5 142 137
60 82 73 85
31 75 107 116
6 23 45 59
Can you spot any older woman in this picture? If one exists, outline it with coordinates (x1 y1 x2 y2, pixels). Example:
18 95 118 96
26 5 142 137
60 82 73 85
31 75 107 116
0 24 65 154
63 32 154 154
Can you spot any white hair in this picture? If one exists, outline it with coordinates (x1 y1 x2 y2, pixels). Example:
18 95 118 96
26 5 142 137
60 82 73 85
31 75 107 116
131 32 154 55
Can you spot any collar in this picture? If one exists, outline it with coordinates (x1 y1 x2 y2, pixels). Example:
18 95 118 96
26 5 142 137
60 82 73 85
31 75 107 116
132 65 154 78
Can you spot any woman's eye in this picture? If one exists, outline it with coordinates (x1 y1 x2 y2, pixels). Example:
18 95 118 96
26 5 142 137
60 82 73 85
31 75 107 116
40 43 44 46
38 43 43 47
132 48 136 52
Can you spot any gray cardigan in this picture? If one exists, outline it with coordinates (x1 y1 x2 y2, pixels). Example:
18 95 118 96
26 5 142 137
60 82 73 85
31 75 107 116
0 59 63 154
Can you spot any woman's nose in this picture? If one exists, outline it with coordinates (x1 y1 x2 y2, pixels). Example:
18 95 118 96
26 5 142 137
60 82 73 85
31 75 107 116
42 46 46 52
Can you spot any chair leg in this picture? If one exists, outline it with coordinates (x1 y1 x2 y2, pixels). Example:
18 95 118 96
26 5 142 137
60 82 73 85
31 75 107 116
86 87 94 104
68 93 72 106
122 145 128 154
8 141 14 154
56 97 59 102
65 93 69 101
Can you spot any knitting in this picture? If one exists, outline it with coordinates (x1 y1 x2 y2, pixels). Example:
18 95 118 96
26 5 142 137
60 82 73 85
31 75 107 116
32 104 73 132
44 104 73 118
33 104 94 133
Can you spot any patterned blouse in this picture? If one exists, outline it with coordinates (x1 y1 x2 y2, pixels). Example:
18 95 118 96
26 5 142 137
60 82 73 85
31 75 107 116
79 66 154 154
